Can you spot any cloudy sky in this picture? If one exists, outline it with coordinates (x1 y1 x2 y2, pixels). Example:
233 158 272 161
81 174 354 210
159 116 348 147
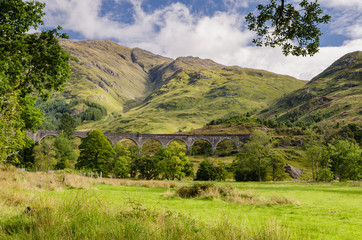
38 0 362 80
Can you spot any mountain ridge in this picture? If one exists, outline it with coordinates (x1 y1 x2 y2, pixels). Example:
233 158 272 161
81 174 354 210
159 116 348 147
42 39 307 133
258 51 362 126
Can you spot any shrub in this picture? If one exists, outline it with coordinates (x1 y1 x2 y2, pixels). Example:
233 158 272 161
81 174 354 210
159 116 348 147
195 160 225 181
172 183 299 206
176 183 216 198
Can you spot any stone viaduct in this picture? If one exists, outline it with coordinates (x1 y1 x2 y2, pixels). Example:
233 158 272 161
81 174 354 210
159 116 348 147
28 130 250 154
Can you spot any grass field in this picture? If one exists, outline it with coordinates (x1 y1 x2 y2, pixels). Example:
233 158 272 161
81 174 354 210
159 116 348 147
94 182 362 239
0 167 361 239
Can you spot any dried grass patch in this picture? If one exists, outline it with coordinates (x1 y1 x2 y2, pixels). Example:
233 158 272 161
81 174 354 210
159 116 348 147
169 183 300 206
0 165 183 194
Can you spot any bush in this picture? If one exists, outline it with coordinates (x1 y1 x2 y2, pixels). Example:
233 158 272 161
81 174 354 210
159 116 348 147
176 183 216 198
113 156 130 178
172 183 299 206
175 183 242 200
195 160 226 181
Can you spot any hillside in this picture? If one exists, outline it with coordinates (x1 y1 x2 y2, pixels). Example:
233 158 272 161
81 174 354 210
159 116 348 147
100 66 305 133
41 39 306 133
57 40 172 113
259 51 362 126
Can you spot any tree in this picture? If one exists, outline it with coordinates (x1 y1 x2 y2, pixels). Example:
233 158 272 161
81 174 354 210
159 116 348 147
136 156 160 180
316 152 333 182
268 150 287 181
54 132 78 169
233 152 267 181
0 0 71 162
76 130 115 175
59 113 76 137
15 138 35 169
305 142 324 181
329 140 362 181
112 143 139 178
305 142 333 182
33 138 57 172
338 124 362 145
113 156 130 178
155 145 193 180
246 0 331 56
195 159 225 181
0 92 26 161
243 130 271 182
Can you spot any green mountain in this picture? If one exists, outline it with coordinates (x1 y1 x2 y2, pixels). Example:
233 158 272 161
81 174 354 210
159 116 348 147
259 51 362 126
42 39 306 133
57 40 172 113
101 65 306 133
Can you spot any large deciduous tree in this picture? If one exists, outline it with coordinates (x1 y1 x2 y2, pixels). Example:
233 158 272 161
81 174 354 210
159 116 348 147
54 132 78 169
268 150 287 181
76 130 115 175
155 145 193 180
305 141 333 182
112 143 139 178
33 138 57 172
246 0 331 56
0 0 71 162
329 140 362 181
242 129 271 182
305 142 325 181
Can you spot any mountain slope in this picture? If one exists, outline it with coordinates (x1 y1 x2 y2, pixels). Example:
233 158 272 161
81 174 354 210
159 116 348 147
91 66 305 133
259 51 362 125
58 40 155 113
45 39 306 133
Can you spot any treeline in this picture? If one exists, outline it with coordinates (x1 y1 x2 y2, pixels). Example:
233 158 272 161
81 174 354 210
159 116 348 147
8 127 361 182
5 109 362 182
206 112 286 128
11 130 194 180
36 99 107 130
207 112 362 144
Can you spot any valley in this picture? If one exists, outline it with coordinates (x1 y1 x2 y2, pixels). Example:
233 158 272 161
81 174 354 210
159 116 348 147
1 1 361 239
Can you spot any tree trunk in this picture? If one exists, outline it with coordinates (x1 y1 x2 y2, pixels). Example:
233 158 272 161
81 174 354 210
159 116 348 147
258 157 262 182
272 166 275 182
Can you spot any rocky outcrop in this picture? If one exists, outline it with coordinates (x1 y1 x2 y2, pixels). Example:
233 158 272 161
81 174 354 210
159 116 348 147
285 164 302 179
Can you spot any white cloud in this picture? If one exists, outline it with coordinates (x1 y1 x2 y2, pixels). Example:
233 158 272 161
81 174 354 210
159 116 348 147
39 0 362 81
40 0 254 56
319 0 362 10
239 39 362 80
41 0 120 39
222 0 250 9
325 8 362 39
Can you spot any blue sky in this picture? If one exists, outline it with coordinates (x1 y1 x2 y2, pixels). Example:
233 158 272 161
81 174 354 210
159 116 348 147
39 0 362 80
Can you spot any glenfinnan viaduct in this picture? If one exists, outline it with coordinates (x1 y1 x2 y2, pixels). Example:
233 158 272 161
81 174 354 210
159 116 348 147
28 130 250 154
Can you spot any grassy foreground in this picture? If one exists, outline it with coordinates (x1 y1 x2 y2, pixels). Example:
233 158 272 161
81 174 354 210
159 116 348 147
0 166 361 240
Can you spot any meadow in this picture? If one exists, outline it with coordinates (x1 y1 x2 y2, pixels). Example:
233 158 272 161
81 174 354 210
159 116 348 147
0 166 361 240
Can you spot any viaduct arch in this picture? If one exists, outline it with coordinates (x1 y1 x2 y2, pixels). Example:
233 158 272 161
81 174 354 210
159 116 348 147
28 130 250 154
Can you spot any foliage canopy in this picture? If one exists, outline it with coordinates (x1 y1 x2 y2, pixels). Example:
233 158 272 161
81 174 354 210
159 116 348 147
246 0 331 56
0 0 71 162
77 130 115 175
